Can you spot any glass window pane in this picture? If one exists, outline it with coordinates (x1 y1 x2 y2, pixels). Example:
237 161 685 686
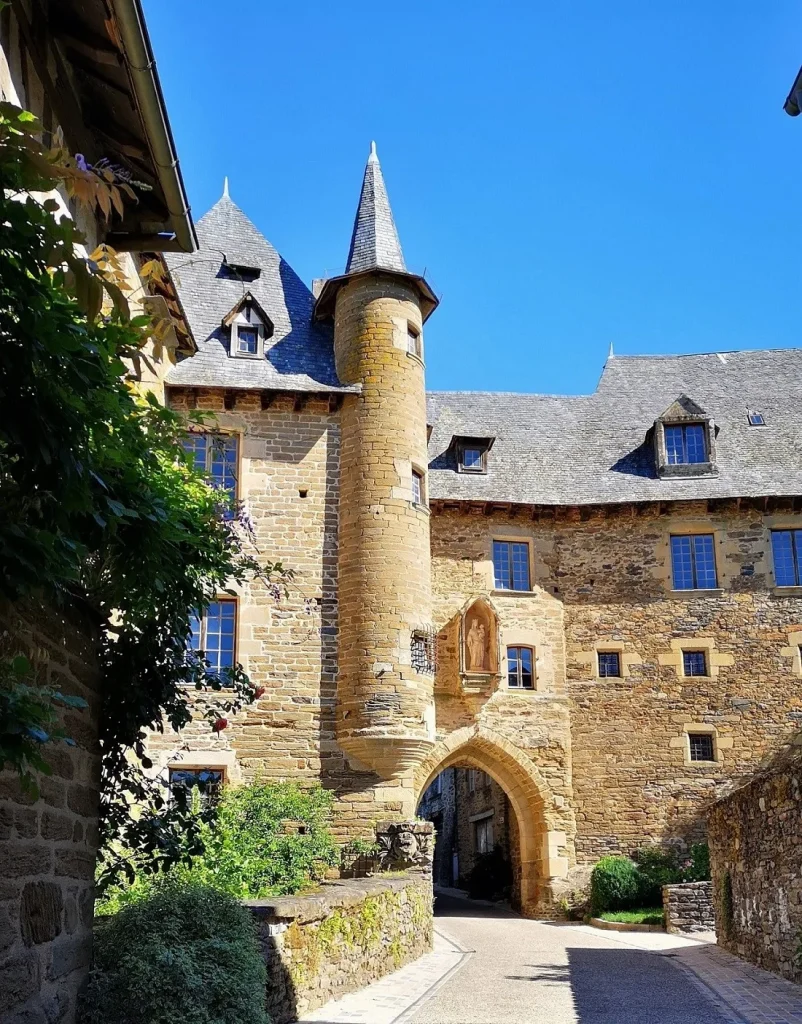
772 531 797 586
688 734 714 762
598 652 621 677
182 433 208 474
493 541 510 589
519 647 533 688
462 448 482 469
237 326 258 353
685 424 707 464
188 610 202 651
507 647 520 687
665 425 684 465
670 536 694 590
692 535 718 589
683 650 707 676
203 600 235 672
511 543 530 590
412 471 422 504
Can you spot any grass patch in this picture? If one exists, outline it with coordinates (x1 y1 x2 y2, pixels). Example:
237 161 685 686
598 907 664 926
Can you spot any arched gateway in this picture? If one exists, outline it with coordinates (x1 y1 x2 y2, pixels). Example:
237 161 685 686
414 726 574 917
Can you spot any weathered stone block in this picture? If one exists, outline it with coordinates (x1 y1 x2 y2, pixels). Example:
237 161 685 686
20 882 63 946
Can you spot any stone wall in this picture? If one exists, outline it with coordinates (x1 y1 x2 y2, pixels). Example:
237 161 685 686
708 751 802 980
0 602 101 1024
662 881 714 934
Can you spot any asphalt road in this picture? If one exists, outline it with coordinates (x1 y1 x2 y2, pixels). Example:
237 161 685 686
408 894 731 1024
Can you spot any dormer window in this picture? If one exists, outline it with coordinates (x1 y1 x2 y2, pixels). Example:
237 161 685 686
653 396 717 478
221 292 273 361
236 325 258 355
451 435 495 474
665 423 707 465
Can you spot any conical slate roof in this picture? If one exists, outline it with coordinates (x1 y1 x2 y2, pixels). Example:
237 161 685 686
165 191 356 392
345 142 406 274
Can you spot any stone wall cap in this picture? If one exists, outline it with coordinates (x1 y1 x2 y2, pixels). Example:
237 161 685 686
244 873 424 924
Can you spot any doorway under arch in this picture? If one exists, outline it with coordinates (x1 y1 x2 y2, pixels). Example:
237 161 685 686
414 725 572 917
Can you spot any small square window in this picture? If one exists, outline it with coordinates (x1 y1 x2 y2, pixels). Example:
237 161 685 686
460 448 484 472
411 469 425 505
493 540 531 591
237 325 258 354
598 651 622 677
688 733 715 762
747 411 765 426
407 325 421 358
682 650 708 677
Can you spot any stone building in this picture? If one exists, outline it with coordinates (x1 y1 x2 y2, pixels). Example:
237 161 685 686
150 141 802 917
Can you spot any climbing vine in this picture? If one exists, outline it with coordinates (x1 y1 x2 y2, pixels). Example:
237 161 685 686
0 102 290 882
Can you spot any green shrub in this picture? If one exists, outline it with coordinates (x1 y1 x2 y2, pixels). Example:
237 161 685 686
98 780 338 912
590 856 641 914
80 879 269 1024
632 846 681 905
464 846 513 902
681 842 711 882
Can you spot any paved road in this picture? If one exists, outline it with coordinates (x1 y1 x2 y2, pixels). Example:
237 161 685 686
408 894 733 1024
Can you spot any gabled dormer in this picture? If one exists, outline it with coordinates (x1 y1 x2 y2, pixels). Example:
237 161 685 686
221 292 273 360
653 395 718 478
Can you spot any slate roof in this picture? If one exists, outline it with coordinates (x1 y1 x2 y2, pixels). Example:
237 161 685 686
164 194 356 392
345 143 406 274
427 349 802 506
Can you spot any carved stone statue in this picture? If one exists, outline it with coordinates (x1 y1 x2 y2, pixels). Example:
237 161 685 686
466 619 486 672
375 821 434 874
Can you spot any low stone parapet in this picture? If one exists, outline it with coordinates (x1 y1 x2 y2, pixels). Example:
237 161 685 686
246 873 433 1024
662 881 714 934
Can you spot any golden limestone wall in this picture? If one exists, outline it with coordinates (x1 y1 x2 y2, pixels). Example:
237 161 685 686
430 499 802 868
332 275 435 782
150 388 409 840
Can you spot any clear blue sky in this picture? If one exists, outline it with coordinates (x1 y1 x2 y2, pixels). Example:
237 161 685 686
144 1 802 395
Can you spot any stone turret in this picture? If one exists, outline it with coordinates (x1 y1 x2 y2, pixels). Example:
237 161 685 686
315 143 438 778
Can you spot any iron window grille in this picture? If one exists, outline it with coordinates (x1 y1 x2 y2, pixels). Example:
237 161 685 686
771 530 802 587
189 599 237 675
507 646 534 689
598 651 622 677
493 540 531 591
183 432 238 515
169 768 223 807
670 534 717 590
682 650 708 677
664 423 707 465
688 733 715 762
411 628 437 675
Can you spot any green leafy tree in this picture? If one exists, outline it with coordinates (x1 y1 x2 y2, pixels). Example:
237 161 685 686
0 102 291 884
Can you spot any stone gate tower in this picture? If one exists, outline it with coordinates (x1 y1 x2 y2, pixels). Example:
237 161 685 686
315 143 439 780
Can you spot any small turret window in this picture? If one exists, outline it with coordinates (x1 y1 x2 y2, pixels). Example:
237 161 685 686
411 468 425 505
407 324 421 358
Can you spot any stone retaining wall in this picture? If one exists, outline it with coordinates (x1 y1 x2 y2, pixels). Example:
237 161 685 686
0 602 101 1024
662 881 714 934
247 874 433 1023
708 753 802 981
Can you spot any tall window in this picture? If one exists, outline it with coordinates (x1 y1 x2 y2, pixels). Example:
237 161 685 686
407 324 421 358
169 768 223 807
598 651 622 678
507 646 534 689
493 540 531 591
771 530 802 587
411 469 424 505
664 423 707 465
190 600 236 673
475 816 494 854
183 433 238 511
670 534 717 590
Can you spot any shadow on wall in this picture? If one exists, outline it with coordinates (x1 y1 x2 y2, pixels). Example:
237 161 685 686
509 946 730 1023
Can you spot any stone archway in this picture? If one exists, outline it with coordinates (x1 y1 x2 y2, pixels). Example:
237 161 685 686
414 725 571 917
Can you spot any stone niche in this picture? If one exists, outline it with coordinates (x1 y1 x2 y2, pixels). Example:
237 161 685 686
459 597 500 695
